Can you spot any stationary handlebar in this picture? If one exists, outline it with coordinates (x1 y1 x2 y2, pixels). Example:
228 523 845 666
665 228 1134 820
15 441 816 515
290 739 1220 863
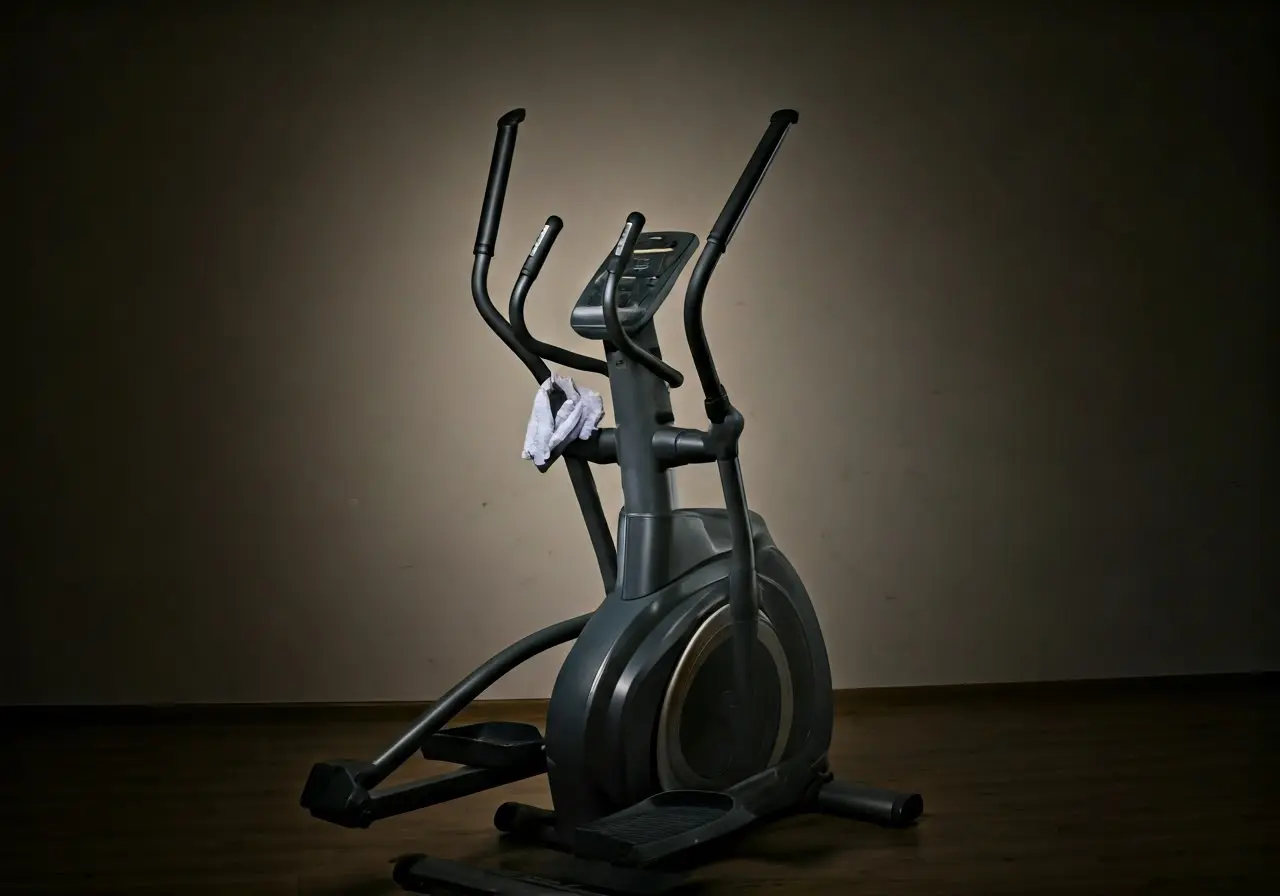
606 212 644 274
521 215 562 280
510 217 609 376
600 212 685 387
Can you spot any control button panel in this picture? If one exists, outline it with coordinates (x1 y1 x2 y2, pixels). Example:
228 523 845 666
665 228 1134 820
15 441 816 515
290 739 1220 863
570 231 698 340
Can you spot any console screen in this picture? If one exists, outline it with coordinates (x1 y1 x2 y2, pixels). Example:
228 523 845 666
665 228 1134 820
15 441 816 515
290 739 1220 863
570 231 698 339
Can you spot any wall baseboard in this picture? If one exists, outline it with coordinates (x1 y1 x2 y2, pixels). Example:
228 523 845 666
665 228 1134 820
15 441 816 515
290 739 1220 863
3 671 1274 727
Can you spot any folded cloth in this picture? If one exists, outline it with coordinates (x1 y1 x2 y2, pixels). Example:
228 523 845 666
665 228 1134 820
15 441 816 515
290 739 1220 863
522 373 605 467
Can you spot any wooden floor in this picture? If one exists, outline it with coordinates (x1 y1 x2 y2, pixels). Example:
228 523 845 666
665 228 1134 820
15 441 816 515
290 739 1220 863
2 675 1276 894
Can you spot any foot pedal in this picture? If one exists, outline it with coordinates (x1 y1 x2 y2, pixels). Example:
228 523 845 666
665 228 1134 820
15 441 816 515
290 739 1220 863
573 790 753 867
420 721 546 770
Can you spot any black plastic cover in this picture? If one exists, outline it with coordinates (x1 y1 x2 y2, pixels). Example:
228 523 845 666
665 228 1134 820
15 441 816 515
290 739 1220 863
570 231 698 339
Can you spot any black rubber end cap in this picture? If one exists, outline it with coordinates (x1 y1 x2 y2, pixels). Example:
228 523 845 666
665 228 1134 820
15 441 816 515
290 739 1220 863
771 109 799 125
498 108 527 127
894 793 925 826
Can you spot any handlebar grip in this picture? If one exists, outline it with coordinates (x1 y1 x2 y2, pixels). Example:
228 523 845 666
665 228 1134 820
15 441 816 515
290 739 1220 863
474 109 527 257
708 108 798 249
520 216 563 279
605 212 646 275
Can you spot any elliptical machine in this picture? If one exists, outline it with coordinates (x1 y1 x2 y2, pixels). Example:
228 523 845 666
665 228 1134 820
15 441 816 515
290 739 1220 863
301 109 923 895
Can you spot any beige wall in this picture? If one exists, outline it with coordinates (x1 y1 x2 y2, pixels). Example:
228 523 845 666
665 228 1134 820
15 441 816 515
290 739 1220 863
8 2 1276 705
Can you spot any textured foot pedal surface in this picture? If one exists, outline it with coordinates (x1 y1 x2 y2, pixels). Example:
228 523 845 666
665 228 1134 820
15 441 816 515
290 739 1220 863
574 791 744 865
582 804 726 846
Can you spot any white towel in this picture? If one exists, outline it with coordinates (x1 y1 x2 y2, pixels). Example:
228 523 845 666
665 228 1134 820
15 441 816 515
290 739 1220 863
522 374 605 467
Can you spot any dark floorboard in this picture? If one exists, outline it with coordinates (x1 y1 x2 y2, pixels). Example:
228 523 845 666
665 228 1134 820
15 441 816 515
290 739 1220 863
2 675 1276 894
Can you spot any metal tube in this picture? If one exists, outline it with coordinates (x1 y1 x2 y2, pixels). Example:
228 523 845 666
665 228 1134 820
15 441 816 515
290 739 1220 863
683 244 727 412
717 456 761 779
509 223 611 375
474 109 525 256
684 110 799 421
708 110 798 249
566 458 618 594
600 213 685 387
365 612 591 788
472 255 550 383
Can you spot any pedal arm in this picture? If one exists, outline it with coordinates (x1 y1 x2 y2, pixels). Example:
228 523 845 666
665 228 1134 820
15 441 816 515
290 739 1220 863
302 760 544 828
